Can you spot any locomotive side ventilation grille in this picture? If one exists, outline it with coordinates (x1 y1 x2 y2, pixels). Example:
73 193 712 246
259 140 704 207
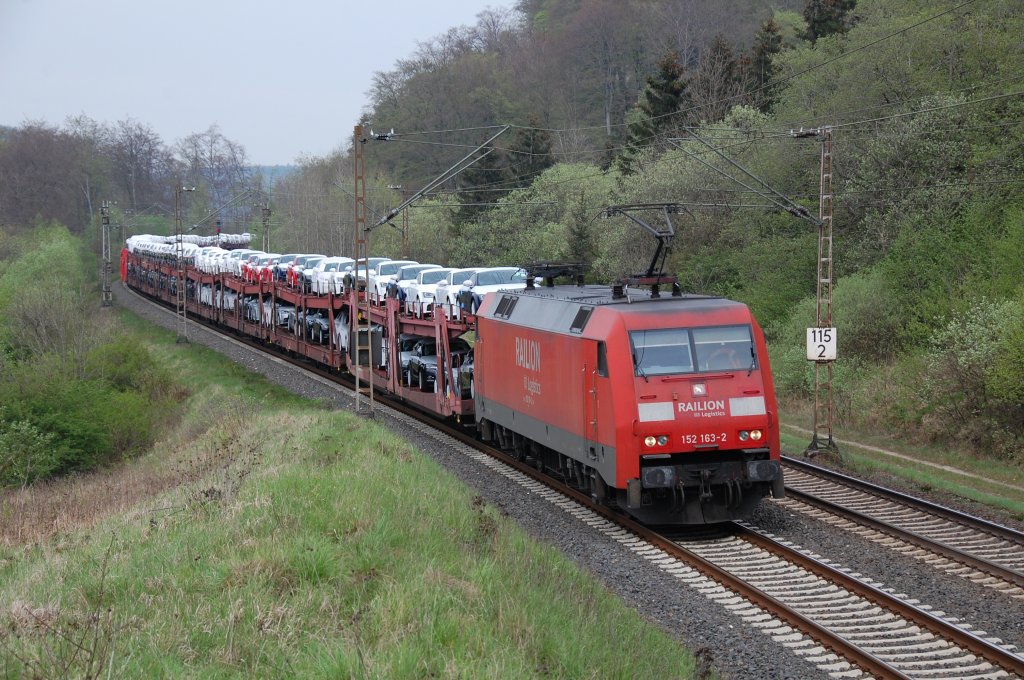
493 295 519 319
569 306 593 334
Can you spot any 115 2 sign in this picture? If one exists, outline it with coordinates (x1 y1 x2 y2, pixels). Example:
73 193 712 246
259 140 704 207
806 327 837 362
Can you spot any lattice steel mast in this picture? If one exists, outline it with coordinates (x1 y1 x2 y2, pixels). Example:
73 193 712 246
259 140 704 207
353 125 374 415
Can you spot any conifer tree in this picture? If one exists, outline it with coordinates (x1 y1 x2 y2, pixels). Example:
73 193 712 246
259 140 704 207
506 114 554 189
617 51 688 174
803 0 857 43
564 189 595 268
749 17 784 112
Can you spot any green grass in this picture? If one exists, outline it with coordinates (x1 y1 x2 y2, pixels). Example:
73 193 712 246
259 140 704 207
0 310 696 679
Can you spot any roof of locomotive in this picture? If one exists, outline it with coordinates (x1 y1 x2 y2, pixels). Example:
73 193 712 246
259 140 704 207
478 284 749 336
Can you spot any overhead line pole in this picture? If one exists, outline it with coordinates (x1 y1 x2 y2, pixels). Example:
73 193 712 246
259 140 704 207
260 200 271 251
100 201 113 306
793 126 839 459
353 125 373 416
174 185 196 343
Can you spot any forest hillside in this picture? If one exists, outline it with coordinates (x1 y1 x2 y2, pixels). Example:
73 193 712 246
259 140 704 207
1 0 1021 463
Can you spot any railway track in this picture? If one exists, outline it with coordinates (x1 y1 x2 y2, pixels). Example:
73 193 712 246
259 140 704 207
417 415 1024 679
125 285 1024 679
780 457 1024 597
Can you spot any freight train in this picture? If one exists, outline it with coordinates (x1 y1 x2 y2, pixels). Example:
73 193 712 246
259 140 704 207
123 238 783 524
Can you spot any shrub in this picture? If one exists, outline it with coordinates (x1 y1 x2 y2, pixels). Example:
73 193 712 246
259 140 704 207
830 269 903 362
923 298 1023 455
0 347 179 486
84 334 174 399
844 353 929 433
0 415 59 486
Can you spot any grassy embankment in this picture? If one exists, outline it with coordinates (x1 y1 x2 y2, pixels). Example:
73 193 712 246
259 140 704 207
0 312 696 679
779 405 1024 521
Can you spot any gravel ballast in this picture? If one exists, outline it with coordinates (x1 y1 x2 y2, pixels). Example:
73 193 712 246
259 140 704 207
115 284 1024 679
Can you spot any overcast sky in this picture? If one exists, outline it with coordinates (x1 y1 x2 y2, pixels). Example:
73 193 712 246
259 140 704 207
0 0 510 165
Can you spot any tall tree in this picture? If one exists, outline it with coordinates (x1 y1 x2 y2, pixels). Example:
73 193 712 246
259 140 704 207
64 115 113 224
618 50 688 174
748 17 784 112
176 125 249 215
110 119 173 210
505 114 555 188
689 34 744 123
803 0 857 43
564 188 595 268
0 123 82 229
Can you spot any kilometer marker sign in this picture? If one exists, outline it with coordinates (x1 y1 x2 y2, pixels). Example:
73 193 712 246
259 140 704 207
807 327 837 362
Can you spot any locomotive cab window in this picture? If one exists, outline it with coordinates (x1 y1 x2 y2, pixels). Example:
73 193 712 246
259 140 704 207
629 325 756 376
629 329 694 376
694 325 756 372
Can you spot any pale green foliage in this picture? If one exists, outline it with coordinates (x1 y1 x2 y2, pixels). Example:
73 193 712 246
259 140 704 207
0 224 108 370
449 163 616 268
370 199 457 265
0 414 59 486
773 10 810 47
768 270 903 408
0 223 87 310
924 298 1023 455
926 299 1010 387
766 296 817 398
830 269 902 362
965 202 1024 301
721 105 772 132
988 303 1024 411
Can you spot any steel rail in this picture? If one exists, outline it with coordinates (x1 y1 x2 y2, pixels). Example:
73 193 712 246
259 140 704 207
784 484 1024 588
736 525 1024 678
783 455 1024 545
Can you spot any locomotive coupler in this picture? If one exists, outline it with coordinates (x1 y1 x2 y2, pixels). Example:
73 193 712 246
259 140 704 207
699 469 714 501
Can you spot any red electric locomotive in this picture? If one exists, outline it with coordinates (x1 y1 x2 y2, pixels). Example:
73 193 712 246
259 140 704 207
473 282 784 524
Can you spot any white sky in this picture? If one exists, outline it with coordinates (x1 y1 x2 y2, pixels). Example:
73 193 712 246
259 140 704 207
0 0 510 165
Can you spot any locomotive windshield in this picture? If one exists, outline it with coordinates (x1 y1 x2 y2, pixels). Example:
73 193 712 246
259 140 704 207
630 325 756 376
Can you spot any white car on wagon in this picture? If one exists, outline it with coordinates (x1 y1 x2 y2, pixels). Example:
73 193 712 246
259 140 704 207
405 267 454 317
368 260 418 304
454 266 528 316
434 267 483 319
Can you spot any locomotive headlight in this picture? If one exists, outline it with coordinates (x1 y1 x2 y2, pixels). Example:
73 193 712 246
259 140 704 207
750 429 763 441
657 435 669 446
739 431 750 441
644 436 657 447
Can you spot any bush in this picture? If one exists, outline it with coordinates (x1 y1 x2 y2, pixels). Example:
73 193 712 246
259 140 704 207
84 334 174 399
830 269 903 362
844 353 929 433
923 298 1023 456
765 271 888 397
0 346 180 486
0 415 59 486
766 296 816 399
